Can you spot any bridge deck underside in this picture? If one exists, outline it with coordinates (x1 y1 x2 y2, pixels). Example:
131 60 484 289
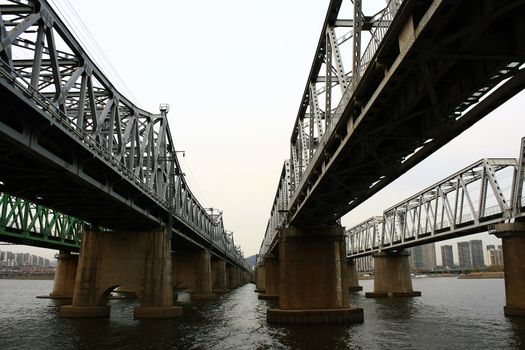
290 0 525 226
0 79 163 231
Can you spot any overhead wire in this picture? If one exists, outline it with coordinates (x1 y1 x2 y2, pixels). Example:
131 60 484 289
48 0 142 106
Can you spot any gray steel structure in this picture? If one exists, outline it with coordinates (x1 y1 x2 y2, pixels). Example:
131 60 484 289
259 0 525 259
0 0 248 270
346 138 525 258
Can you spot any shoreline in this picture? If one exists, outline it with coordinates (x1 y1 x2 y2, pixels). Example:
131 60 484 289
457 272 504 279
0 273 54 280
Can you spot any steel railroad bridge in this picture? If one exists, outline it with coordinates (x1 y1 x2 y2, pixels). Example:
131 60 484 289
0 0 249 319
255 0 525 324
347 142 525 259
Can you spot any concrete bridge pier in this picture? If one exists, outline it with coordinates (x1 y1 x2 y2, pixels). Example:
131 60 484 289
347 259 362 292
267 226 363 324
38 251 78 299
60 229 181 318
258 255 279 300
493 222 525 316
234 266 241 287
172 248 216 300
211 258 229 294
226 263 235 289
225 264 247 288
365 250 421 298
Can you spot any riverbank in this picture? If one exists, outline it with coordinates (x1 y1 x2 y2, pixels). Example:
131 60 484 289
458 271 504 279
0 273 54 280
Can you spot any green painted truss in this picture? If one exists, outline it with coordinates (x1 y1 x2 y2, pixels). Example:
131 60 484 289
0 192 82 251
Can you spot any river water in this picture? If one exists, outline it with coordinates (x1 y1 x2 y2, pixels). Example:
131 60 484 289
0 277 523 349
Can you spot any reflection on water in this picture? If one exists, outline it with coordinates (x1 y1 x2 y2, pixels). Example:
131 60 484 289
0 278 523 349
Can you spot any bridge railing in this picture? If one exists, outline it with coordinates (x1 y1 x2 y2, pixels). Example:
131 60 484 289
259 0 403 259
258 161 290 258
0 0 246 268
347 158 521 258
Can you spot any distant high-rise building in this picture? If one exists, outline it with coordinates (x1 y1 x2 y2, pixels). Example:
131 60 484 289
457 241 472 269
441 245 454 269
457 240 486 269
409 243 437 270
488 246 504 267
470 240 484 268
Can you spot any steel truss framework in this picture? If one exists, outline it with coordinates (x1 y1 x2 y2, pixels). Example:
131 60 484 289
0 0 247 270
0 191 82 250
347 143 525 258
259 0 525 259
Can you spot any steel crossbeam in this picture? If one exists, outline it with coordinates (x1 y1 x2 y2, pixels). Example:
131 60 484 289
0 0 248 270
347 156 525 258
259 0 525 260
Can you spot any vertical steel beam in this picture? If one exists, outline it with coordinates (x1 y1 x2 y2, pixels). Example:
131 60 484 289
352 0 363 89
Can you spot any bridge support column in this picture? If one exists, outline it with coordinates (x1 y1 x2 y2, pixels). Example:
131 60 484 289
211 258 229 294
172 249 216 300
267 226 363 324
39 251 78 299
258 255 279 300
348 259 362 292
366 250 421 298
226 264 234 288
227 264 241 289
60 229 181 318
234 267 241 287
493 222 525 316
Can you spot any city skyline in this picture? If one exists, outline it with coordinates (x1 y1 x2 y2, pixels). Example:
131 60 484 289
0 249 53 268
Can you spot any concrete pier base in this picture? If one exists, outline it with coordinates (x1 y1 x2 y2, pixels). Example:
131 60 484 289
365 250 421 298
267 226 363 324
211 258 228 295
173 249 217 301
494 222 525 316
212 289 230 294
38 251 78 299
60 229 181 319
226 264 238 289
258 254 279 300
348 259 363 292
258 294 279 300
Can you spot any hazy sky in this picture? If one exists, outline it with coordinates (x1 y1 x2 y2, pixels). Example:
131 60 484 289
5 0 524 263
